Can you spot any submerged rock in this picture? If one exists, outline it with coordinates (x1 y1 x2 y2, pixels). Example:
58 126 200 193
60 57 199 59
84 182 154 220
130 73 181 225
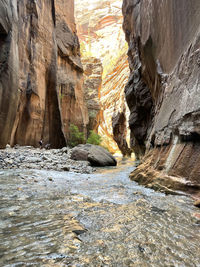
71 144 117 167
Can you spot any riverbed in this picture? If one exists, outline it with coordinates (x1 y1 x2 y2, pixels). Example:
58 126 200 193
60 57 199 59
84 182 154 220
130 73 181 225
0 158 200 266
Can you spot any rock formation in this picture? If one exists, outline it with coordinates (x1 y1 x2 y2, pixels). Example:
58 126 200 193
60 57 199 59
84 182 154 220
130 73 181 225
75 0 131 154
98 51 131 155
71 144 117 166
123 0 200 194
0 0 88 149
82 57 102 133
0 0 19 149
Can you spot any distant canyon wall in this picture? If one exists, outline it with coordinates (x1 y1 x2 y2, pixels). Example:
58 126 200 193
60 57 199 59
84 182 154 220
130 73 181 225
82 57 102 134
123 0 200 193
0 0 88 148
75 0 131 155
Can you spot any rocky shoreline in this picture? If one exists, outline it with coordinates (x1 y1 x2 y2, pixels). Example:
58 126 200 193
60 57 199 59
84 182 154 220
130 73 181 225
0 146 95 174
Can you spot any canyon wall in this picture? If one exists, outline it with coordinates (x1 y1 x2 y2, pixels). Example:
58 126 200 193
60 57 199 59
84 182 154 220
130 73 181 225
102 52 131 156
82 57 102 133
123 0 200 194
75 0 131 154
0 0 88 148
0 0 19 149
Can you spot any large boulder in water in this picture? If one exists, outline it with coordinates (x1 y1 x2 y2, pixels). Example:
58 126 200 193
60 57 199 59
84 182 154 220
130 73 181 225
70 144 117 167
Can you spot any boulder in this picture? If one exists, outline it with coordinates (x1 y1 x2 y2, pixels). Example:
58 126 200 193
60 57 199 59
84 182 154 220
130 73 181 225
70 148 89 161
70 144 117 167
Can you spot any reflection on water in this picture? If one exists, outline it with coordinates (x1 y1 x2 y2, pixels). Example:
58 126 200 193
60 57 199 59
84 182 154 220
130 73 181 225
0 158 200 266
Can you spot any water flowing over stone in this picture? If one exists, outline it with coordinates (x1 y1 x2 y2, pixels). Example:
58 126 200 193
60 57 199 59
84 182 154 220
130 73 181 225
0 161 200 266
0 2 200 265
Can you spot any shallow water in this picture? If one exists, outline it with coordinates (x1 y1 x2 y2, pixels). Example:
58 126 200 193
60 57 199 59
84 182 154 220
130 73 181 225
0 158 200 266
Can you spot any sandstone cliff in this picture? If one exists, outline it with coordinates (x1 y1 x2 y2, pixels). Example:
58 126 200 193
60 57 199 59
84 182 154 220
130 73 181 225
0 0 88 148
75 0 131 154
123 0 200 194
101 52 131 156
82 57 102 133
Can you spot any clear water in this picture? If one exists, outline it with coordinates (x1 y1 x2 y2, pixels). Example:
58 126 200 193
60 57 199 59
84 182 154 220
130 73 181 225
0 158 200 266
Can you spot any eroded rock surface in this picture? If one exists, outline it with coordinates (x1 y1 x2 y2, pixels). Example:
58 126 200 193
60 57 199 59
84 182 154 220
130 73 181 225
112 108 132 156
123 0 200 194
71 144 117 166
0 0 19 149
0 0 88 148
75 0 131 154
82 57 102 132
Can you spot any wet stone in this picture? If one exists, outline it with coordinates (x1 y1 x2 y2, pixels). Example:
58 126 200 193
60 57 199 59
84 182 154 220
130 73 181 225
0 146 96 174
0 151 199 266
194 199 200 208
62 166 70 171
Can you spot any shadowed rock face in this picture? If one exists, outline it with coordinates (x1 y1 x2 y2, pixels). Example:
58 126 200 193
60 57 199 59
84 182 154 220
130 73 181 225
112 110 132 156
0 0 19 148
123 0 200 193
0 0 88 148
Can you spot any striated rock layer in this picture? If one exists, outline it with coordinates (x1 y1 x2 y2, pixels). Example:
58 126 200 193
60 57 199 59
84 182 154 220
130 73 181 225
101 52 131 156
0 0 88 148
123 0 200 194
82 57 102 133
75 0 131 154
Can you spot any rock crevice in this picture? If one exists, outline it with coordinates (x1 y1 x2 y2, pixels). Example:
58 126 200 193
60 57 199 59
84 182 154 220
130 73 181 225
123 0 200 194
0 0 88 148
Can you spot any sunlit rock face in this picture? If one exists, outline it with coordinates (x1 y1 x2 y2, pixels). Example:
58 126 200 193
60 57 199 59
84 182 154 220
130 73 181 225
82 57 103 133
99 53 131 155
123 0 200 193
0 0 88 148
75 0 131 154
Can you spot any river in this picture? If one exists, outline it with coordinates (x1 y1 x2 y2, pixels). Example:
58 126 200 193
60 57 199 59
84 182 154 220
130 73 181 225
0 158 200 266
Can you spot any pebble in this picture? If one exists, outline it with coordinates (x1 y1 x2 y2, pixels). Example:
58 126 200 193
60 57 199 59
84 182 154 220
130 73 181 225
194 199 200 208
4 159 13 164
62 166 70 171
0 145 95 174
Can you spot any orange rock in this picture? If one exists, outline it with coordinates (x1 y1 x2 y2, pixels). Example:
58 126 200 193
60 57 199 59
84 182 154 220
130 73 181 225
75 0 131 154
0 0 88 148
194 200 200 208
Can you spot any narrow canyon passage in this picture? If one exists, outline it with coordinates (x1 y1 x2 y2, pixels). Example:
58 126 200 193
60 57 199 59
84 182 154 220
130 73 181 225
0 0 200 266
75 0 131 155
0 162 200 266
